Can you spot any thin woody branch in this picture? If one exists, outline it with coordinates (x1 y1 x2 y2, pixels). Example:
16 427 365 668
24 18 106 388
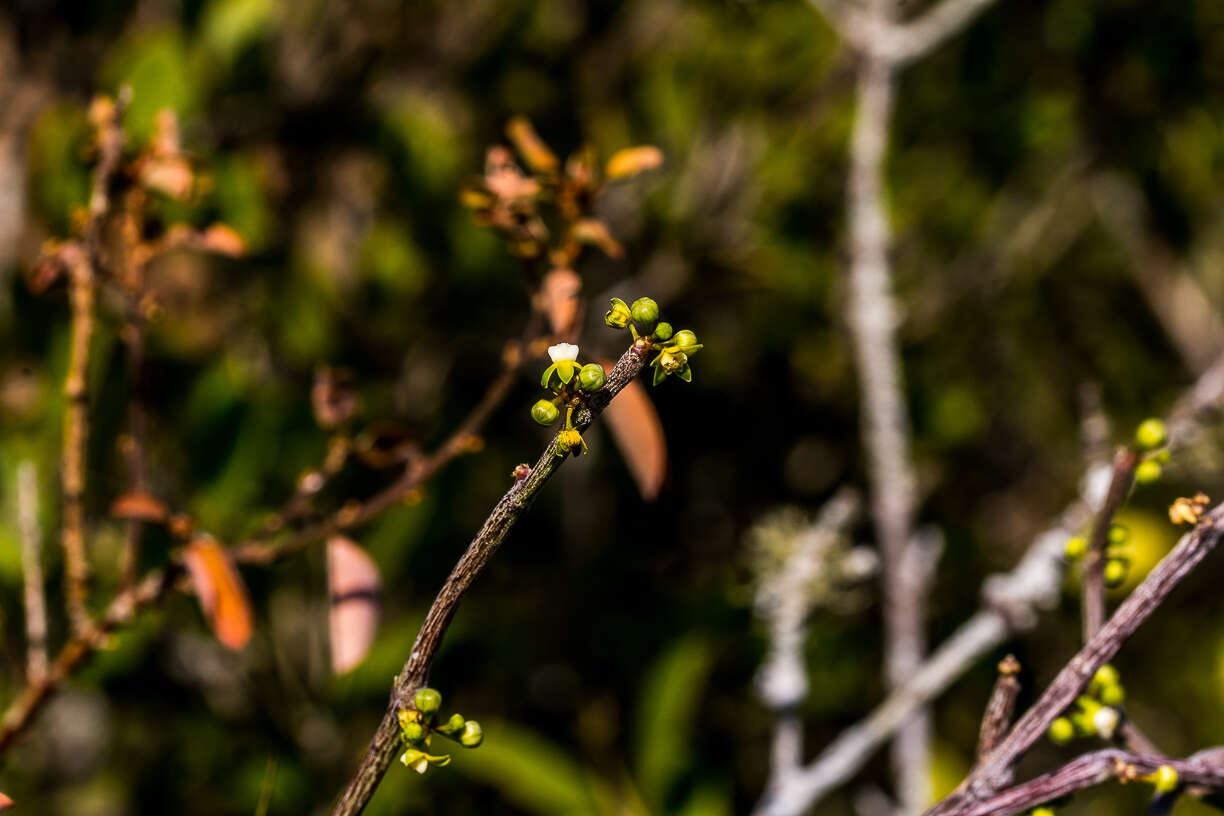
927 504 1224 814
16 461 48 684
1082 447 1138 641
975 655 1020 764
331 339 653 816
60 89 129 635
753 346 1224 816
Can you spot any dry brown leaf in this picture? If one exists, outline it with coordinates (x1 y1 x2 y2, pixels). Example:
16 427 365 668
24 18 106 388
110 491 170 523
139 155 195 200
538 268 582 335
182 537 253 650
198 224 247 258
600 367 667 501
570 219 623 259
328 536 382 674
505 116 559 175
605 145 664 180
0 791 14 811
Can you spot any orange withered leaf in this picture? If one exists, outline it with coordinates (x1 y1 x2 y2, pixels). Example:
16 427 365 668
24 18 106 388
110 492 171 523
182 537 254 650
506 116 559 175
605 146 663 180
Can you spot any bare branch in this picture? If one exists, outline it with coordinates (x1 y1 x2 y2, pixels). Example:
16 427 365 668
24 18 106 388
884 0 1002 65
16 462 47 684
975 655 1021 763
1082 448 1138 641
331 339 654 815
930 503 1224 813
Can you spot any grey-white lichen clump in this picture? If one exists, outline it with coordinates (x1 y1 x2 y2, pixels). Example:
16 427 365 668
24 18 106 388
750 490 878 710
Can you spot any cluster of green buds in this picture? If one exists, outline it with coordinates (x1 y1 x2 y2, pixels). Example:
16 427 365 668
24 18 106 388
605 296 703 385
397 687 483 774
1047 664 1125 745
1133 417 1170 485
530 342 607 457
1064 522 1133 588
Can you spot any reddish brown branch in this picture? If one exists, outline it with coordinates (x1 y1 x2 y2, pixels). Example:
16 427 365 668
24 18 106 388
330 339 652 816
975 655 1020 764
926 504 1224 814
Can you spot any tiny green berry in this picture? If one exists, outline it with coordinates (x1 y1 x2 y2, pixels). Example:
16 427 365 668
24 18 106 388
1104 558 1128 588
1098 683 1125 706
414 687 442 716
577 363 607 391
1064 536 1087 560
652 322 674 342
531 399 560 426
1135 459 1162 484
401 721 425 743
1151 764 1179 794
631 297 660 334
459 720 484 748
1048 717 1074 745
1135 418 1168 451
1031 808 1056 816
1091 664 1120 691
1108 523 1129 545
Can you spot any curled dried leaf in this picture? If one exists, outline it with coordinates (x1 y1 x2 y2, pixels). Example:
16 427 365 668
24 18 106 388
110 491 170 523
605 145 664 180
506 116 559 175
182 537 254 650
570 219 623 260
328 536 382 674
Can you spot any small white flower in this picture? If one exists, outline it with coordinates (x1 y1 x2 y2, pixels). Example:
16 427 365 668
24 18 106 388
548 342 579 362
1092 706 1119 739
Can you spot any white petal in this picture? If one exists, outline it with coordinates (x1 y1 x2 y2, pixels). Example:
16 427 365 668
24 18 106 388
548 342 579 362
1092 707 1119 739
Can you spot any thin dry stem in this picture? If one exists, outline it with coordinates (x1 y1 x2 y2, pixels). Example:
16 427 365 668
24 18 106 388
16 461 48 683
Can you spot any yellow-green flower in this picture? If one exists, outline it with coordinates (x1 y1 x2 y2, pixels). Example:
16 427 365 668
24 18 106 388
556 427 588 457
650 330 703 385
604 297 632 329
400 748 452 774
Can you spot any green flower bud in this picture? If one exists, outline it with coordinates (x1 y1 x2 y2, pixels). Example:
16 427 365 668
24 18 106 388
1154 449 1171 464
1031 808 1056 816
631 297 660 334
1048 717 1074 745
1104 558 1128 588
577 363 607 392
1151 764 1179 794
459 720 484 748
1107 524 1128 545
415 687 442 716
605 298 632 329
1135 418 1168 451
436 713 465 736
652 322 674 342
1064 536 1087 560
531 399 560 426
1135 459 1162 484
401 721 426 743
672 329 699 352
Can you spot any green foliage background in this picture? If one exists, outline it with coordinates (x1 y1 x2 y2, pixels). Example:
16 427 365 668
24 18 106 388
1 0 1224 813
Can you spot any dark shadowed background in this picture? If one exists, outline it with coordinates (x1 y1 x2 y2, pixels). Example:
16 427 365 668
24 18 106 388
1 0 1224 813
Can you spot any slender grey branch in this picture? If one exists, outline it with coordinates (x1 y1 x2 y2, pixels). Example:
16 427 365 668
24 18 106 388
1082 447 1139 641
753 344 1224 816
